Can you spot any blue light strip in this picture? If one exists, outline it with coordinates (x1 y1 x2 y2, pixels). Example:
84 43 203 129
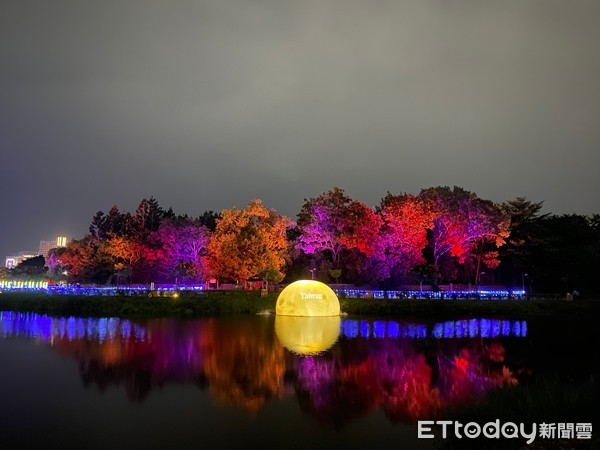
334 288 526 300
0 280 525 300
0 311 529 343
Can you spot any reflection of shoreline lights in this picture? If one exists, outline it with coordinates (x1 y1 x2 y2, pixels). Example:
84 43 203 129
1 312 527 343
0 312 146 343
340 319 527 339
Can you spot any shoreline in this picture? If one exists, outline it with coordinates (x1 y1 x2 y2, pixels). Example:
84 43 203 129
0 291 598 320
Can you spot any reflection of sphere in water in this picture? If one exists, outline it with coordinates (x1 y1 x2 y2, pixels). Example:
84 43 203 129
275 316 341 355
276 280 340 317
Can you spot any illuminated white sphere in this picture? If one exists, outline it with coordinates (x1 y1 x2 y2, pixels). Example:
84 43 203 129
275 280 340 317
275 316 341 355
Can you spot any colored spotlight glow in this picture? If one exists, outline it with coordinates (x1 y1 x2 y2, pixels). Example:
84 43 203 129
274 315 340 355
275 280 340 317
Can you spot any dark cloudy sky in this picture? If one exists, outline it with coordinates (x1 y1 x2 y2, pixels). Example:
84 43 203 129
1 0 599 258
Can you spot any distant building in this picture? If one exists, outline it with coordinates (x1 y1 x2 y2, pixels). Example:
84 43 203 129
38 241 55 260
38 236 69 260
5 252 38 269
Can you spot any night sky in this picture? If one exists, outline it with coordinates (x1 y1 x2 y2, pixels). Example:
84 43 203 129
1 1 599 258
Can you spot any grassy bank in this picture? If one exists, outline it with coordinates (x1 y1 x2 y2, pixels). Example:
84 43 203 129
0 291 278 318
0 291 599 319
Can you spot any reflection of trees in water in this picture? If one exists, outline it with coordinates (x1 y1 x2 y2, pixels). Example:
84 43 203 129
436 341 517 405
199 319 285 413
294 339 517 427
2 313 519 422
294 340 440 426
52 320 207 402
48 318 286 408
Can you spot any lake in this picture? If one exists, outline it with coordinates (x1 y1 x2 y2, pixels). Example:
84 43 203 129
0 311 596 449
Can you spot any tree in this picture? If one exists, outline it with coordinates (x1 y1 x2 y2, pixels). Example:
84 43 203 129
329 268 342 284
0 266 10 280
11 256 47 280
59 237 115 284
499 197 547 288
419 186 510 285
46 247 68 281
153 218 210 282
296 188 381 281
208 200 291 286
198 211 220 232
371 193 436 282
528 214 600 293
133 197 164 239
89 205 133 239
105 235 143 284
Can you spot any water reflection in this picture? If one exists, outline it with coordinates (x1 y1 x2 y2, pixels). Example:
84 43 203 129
0 311 523 424
340 318 527 339
275 316 341 355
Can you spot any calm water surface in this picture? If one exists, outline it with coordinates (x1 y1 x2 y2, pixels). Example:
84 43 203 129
0 311 594 449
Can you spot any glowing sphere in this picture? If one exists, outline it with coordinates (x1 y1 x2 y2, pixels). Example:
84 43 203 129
275 316 341 355
275 280 340 317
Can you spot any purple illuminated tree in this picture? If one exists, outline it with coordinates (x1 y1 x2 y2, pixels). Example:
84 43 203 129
296 188 380 279
371 193 436 281
153 219 210 282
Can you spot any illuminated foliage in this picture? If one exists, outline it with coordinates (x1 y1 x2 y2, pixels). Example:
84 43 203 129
59 236 115 283
153 219 210 282
420 186 510 283
372 193 436 280
208 199 291 284
296 188 381 274
46 247 67 280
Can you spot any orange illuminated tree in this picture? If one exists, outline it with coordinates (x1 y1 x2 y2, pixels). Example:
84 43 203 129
208 199 291 287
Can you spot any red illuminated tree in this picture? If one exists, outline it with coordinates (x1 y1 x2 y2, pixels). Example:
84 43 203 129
105 235 161 283
372 193 436 280
419 186 510 283
59 236 115 283
296 188 381 273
